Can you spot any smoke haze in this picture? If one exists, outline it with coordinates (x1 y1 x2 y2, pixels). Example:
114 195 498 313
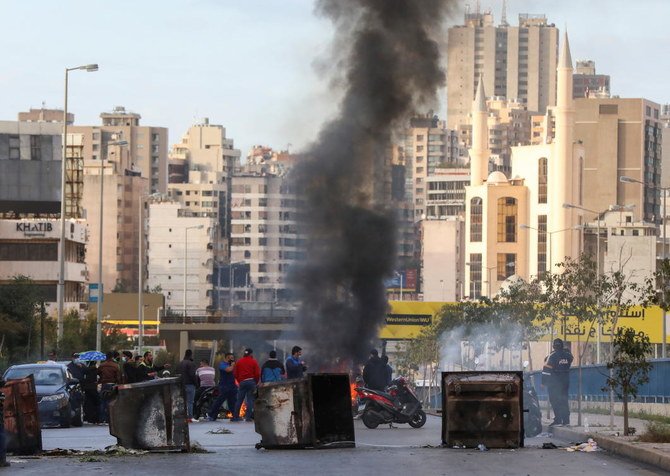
291 0 455 366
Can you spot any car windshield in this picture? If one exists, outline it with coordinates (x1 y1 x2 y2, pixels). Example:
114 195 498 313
5 367 65 386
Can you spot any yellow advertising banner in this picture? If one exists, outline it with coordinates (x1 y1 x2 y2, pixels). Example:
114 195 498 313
380 301 444 340
380 302 668 344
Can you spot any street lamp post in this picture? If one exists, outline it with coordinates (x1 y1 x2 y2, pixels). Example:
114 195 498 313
620 175 669 357
96 139 128 352
58 63 98 342
184 225 204 318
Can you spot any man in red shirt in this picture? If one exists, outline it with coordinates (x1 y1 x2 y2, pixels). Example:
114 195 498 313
232 348 260 422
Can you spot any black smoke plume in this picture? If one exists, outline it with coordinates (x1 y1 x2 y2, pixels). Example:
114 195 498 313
291 0 453 366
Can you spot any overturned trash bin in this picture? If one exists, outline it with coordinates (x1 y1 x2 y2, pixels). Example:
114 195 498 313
108 377 190 451
2 376 42 455
442 371 524 449
255 373 355 449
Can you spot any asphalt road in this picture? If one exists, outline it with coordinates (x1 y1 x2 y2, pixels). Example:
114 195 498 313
6 416 666 475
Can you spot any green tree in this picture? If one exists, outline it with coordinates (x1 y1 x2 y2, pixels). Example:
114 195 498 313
0 275 42 364
604 327 653 435
643 258 670 357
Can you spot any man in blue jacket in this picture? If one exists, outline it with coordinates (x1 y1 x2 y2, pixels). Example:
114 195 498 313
207 353 238 421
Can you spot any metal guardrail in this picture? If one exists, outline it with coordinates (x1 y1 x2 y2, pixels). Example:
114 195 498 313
160 310 297 325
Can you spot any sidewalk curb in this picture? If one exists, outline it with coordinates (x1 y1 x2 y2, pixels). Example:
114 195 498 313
551 425 670 473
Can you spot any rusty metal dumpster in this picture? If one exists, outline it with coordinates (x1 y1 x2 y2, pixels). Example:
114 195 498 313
108 377 190 451
2 376 42 455
442 371 524 449
254 373 355 449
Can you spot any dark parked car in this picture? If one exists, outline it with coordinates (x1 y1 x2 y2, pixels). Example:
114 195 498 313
3 363 83 428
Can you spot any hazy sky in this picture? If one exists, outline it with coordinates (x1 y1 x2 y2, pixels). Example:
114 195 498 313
1 1 668 156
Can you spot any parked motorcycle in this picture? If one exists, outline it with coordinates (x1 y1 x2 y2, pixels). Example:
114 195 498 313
194 386 219 420
523 364 542 437
355 377 426 429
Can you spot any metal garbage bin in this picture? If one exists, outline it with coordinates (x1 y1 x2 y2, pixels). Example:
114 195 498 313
2 376 42 455
108 377 190 451
442 371 524 449
255 373 355 449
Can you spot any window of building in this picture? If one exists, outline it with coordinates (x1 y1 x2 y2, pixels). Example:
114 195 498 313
9 135 19 160
30 135 41 160
538 215 547 276
497 197 517 242
497 253 516 280
469 253 482 298
538 157 548 204
470 197 483 242
632 229 639 236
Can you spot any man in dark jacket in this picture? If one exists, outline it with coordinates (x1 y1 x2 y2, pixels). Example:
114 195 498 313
363 349 388 391
543 338 574 426
285 346 307 379
98 352 122 423
137 351 170 382
207 353 237 422
178 349 198 420
261 350 285 382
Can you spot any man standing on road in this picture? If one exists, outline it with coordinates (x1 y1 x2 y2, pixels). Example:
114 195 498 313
363 349 388 391
543 338 574 426
178 349 198 421
137 351 170 382
207 353 237 422
195 358 216 404
261 350 285 382
98 352 122 423
233 348 260 422
285 346 307 379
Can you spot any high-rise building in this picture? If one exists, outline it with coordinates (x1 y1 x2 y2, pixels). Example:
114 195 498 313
229 173 301 305
458 96 532 172
71 106 168 194
573 60 610 99
146 200 214 313
81 140 148 293
574 98 662 223
0 120 64 218
447 10 558 130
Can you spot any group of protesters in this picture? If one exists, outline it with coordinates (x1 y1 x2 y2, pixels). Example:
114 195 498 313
66 350 169 424
172 345 307 423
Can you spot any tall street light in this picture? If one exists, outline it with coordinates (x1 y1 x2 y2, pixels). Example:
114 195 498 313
620 175 670 357
184 225 204 318
58 63 98 342
138 192 162 352
96 139 128 352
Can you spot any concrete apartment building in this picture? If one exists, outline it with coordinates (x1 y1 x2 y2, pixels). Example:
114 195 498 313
0 120 64 217
424 168 471 219
229 173 301 305
0 219 88 313
573 60 610 99
70 106 168 194
447 10 558 130
146 201 214 314
573 97 662 224
400 114 461 220
458 96 532 172
421 218 465 302
82 142 148 293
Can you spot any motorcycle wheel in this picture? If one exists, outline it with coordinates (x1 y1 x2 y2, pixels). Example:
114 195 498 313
361 410 380 429
408 410 427 428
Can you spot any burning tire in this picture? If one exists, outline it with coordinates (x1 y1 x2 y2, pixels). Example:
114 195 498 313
408 410 426 428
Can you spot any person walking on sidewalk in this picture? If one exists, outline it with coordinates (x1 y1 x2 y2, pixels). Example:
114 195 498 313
207 353 237 421
178 349 198 421
233 348 260 422
542 338 574 426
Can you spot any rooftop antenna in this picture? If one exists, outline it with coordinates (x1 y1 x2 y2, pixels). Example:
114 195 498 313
500 0 509 26
475 0 480 15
